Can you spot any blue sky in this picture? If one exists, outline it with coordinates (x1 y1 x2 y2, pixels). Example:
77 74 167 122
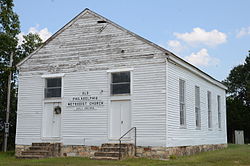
14 0 250 81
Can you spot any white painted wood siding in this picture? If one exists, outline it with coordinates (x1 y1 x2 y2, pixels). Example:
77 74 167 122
16 75 44 144
19 11 165 75
133 63 166 146
16 9 227 147
16 63 166 146
166 61 227 147
16 11 167 146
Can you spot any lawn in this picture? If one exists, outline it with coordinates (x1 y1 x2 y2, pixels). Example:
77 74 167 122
0 144 249 166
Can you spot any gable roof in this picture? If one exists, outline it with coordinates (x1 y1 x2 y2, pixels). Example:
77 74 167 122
16 8 227 90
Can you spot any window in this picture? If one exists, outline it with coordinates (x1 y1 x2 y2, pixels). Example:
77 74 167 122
207 91 212 128
111 71 130 95
179 79 186 126
45 78 62 98
217 95 221 129
195 86 201 128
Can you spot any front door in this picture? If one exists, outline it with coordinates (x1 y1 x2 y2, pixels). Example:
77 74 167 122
43 102 61 138
110 100 131 139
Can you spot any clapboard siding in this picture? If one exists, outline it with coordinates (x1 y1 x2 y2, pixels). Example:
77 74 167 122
62 71 109 145
17 63 166 146
166 62 227 147
16 10 167 146
16 75 44 144
16 9 226 147
19 12 164 74
133 63 166 146
61 63 166 146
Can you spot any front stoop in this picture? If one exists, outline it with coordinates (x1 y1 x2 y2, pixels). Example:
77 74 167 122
17 143 61 159
92 143 135 160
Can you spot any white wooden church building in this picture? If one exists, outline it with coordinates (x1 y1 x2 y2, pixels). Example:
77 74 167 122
15 9 227 159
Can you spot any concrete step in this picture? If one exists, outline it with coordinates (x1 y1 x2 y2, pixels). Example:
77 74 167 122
21 150 49 156
32 143 51 147
18 142 61 159
91 143 135 160
16 154 46 159
91 156 119 160
101 143 133 148
100 147 126 152
29 146 50 151
94 152 123 158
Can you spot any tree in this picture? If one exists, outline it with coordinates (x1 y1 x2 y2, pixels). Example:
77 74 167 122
17 33 43 63
0 0 20 150
223 52 250 143
0 0 43 150
224 53 250 106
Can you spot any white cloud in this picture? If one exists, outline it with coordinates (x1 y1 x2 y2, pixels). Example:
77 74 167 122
236 27 250 38
28 25 52 41
17 25 52 45
167 40 185 53
17 32 25 45
174 27 227 46
184 48 219 66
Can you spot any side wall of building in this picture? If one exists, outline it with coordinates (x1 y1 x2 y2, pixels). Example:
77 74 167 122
166 60 227 147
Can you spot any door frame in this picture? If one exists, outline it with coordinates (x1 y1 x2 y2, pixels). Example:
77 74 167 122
41 74 64 141
41 100 63 141
109 99 132 140
107 68 134 141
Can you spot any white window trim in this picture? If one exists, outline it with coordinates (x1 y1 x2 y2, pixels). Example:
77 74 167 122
41 73 65 99
108 69 133 96
41 73 65 78
207 91 212 129
179 79 186 128
195 86 201 129
217 95 222 129
107 68 134 73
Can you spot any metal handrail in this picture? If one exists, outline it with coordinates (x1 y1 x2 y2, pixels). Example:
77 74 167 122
118 127 136 160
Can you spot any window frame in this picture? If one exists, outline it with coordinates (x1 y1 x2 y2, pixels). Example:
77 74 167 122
42 73 64 100
107 68 133 97
44 77 62 98
217 95 222 129
207 91 212 129
179 79 186 127
110 71 131 95
195 86 201 129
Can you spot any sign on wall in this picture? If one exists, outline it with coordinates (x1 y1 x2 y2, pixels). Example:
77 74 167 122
66 91 104 111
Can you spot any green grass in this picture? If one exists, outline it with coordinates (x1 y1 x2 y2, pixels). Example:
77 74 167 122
0 144 249 166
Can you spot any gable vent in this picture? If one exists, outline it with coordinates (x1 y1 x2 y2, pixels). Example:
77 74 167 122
97 20 107 23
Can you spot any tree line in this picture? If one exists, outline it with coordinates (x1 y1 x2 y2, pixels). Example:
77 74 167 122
0 0 43 150
0 0 249 150
223 53 250 143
